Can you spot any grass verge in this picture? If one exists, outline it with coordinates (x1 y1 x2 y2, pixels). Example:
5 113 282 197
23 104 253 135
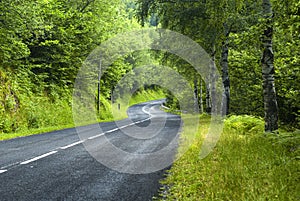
158 115 300 200
0 89 165 141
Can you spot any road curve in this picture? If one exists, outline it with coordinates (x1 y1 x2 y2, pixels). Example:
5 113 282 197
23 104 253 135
0 100 181 201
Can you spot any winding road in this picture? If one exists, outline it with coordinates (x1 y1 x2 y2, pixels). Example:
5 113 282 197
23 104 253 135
0 100 182 201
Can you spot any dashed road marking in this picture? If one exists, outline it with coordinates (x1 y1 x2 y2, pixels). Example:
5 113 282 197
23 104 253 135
119 125 128 129
60 141 84 150
106 128 119 133
0 169 7 174
88 133 105 140
3 102 157 173
20 151 58 165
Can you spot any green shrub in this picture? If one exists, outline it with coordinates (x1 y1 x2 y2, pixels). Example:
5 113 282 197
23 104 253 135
224 115 264 135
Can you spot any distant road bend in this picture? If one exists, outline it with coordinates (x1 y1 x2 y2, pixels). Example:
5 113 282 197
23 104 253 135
0 100 182 201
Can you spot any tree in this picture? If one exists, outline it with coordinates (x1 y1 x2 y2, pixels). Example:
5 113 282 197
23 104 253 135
220 23 231 115
261 0 278 131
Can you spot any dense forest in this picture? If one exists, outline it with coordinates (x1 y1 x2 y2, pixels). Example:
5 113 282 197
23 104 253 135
0 0 140 134
0 0 299 135
137 0 299 131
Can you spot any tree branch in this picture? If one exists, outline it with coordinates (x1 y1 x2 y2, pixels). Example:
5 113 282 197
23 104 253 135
80 0 95 12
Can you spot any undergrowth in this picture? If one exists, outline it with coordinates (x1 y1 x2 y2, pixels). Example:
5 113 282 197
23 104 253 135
158 115 300 201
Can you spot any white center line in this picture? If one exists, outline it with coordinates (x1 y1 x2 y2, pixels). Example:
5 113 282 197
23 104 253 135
88 133 105 140
61 106 154 147
119 125 128 129
0 169 7 174
60 141 84 150
140 118 150 123
1 103 158 174
106 128 119 133
20 151 58 165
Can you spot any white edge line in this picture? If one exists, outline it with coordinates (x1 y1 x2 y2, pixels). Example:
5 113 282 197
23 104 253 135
20 151 58 165
60 141 84 150
0 169 8 174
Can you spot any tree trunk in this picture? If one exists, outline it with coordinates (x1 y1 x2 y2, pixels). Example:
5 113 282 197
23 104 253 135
210 47 217 115
206 46 217 115
193 78 199 113
199 78 204 114
221 23 230 116
206 84 211 114
261 0 278 132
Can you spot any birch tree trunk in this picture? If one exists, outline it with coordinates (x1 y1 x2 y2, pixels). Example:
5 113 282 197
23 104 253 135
200 78 204 114
193 78 199 113
221 24 230 116
261 0 278 132
206 47 217 115
210 47 217 115
206 84 211 114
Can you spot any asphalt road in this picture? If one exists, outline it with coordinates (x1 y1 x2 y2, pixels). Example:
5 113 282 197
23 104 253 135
0 100 182 201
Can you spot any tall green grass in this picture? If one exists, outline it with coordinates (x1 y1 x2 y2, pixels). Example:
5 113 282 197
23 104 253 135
158 115 300 201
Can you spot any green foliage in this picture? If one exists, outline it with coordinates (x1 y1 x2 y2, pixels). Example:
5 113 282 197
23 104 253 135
272 0 300 127
224 115 264 135
0 0 144 138
97 96 114 121
129 88 165 105
136 0 299 128
228 31 264 117
0 68 74 136
158 115 300 200
0 70 20 133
